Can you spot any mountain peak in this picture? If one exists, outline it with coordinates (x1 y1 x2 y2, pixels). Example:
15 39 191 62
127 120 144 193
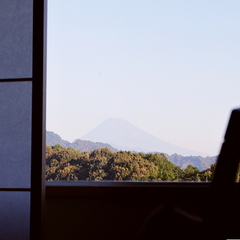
82 118 208 156
103 118 134 126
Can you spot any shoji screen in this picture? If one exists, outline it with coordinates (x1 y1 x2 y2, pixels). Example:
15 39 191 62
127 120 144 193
0 0 46 239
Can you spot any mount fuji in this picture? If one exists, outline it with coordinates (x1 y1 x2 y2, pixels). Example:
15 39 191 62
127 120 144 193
81 118 209 156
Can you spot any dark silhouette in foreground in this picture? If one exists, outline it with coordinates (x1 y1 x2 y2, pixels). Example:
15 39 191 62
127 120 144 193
136 108 240 240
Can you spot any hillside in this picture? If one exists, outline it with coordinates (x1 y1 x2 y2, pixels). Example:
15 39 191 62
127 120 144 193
47 130 216 170
46 131 70 148
46 145 205 181
46 146 213 181
46 131 118 152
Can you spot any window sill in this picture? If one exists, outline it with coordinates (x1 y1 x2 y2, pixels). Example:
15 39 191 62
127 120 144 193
45 181 212 197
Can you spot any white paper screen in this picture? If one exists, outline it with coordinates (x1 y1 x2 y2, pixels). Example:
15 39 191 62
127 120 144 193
0 82 32 188
0 0 33 79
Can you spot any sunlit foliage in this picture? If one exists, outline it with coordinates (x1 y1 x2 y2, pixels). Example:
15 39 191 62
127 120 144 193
46 145 216 181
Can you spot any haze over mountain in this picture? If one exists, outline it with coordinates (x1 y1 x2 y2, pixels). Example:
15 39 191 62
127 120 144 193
82 118 210 157
165 153 216 171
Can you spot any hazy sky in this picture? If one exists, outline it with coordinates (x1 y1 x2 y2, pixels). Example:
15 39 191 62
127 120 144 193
46 1 240 156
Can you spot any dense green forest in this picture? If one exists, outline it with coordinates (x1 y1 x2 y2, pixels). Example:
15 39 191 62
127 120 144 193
46 131 217 171
46 145 217 181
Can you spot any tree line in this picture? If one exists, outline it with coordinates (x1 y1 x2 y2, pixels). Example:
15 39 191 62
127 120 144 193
46 144 218 181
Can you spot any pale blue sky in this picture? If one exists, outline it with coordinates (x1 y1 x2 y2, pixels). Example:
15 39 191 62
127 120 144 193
47 1 240 156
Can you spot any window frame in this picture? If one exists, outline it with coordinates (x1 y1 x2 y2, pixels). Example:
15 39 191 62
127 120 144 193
44 1 235 198
45 181 212 198
31 1 47 239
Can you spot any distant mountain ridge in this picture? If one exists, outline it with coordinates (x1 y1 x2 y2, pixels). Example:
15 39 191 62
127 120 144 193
46 131 118 152
165 153 217 171
46 131 70 148
82 118 210 156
